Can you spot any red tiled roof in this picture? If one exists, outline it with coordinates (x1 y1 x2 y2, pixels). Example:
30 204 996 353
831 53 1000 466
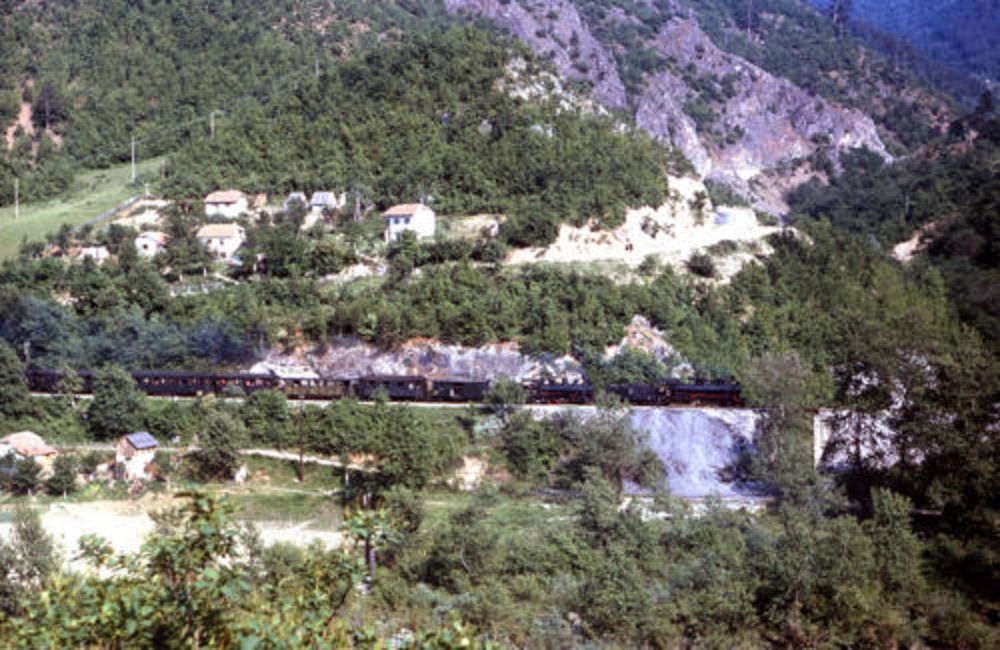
197 224 244 239
205 190 246 204
383 203 428 217
1 432 57 457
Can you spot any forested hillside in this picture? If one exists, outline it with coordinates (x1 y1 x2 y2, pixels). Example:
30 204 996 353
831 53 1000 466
838 0 1000 82
0 0 450 205
0 1 997 646
164 27 670 240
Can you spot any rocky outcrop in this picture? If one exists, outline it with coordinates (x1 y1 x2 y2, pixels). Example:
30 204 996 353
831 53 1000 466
443 0 627 110
253 337 586 381
444 2 891 214
638 18 889 212
527 404 766 501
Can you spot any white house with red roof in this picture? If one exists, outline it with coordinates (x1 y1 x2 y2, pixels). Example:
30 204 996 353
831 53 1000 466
383 203 436 242
0 431 58 473
196 223 245 260
204 190 249 219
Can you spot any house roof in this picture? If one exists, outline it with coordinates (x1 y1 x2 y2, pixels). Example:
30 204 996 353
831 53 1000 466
383 203 430 218
137 231 169 246
197 224 244 239
205 190 246 204
310 191 338 207
1 432 57 457
76 246 110 260
124 432 159 450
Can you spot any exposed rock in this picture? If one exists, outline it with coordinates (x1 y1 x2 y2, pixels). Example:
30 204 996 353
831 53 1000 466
639 18 890 213
444 0 627 109
253 337 586 381
444 3 891 215
527 404 766 501
506 175 783 282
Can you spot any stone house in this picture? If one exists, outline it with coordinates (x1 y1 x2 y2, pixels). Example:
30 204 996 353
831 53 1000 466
0 431 58 474
115 432 159 481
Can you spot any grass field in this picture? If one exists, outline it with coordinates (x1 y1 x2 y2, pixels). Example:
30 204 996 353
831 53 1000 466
0 158 162 261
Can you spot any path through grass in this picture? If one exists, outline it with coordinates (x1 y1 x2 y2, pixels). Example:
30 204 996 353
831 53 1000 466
0 158 162 260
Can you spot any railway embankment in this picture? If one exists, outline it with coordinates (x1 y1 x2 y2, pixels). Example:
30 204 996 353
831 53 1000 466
525 404 766 502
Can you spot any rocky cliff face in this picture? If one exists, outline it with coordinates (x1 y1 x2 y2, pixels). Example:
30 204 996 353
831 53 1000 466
444 0 627 109
640 18 888 211
444 1 890 214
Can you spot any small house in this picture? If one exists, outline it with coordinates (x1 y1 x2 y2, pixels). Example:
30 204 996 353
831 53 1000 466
0 431 58 473
196 223 245 261
383 203 436 243
310 191 345 215
283 192 308 211
115 432 159 481
76 245 111 264
204 190 249 219
135 231 170 258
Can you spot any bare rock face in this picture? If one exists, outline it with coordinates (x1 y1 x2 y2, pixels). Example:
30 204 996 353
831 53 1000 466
443 0 627 110
444 2 891 215
253 337 586 382
638 19 889 212
635 73 712 176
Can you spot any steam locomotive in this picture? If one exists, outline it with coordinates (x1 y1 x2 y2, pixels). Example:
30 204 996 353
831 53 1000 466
24 368 743 407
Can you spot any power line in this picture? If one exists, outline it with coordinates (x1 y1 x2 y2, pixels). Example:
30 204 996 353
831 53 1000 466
71 60 323 174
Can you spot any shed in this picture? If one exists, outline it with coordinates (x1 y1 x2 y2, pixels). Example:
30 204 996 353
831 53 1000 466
76 246 111 264
284 192 308 211
115 432 160 481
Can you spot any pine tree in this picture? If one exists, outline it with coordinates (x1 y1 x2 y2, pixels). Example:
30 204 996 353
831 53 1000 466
0 340 27 417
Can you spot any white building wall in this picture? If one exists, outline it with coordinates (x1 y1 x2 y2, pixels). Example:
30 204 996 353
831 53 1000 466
384 206 436 242
205 198 249 219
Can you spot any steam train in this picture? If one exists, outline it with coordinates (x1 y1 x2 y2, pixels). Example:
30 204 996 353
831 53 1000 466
24 367 743 407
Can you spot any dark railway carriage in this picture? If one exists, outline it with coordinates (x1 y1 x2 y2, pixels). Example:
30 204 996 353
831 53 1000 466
212 372 280 396
526 380 595 405
355 375 430 401
429 378 489 402
281 376 352 400
606 382 664 406
132 371 214 397
25 368 95 393
667 380 743 407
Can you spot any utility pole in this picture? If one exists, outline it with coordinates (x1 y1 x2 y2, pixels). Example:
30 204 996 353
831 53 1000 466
210 110 215 140
131 136 136 182
13 178 18 219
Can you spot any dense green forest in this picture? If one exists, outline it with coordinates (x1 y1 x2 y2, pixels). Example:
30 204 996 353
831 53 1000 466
162 27 671 238
0 1 997 646
831 0 1000 83
0 0 454 205
789 104 1000 350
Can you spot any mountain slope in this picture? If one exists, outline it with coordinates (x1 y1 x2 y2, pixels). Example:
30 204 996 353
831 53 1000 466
445 0 950 213
846 0 1000 82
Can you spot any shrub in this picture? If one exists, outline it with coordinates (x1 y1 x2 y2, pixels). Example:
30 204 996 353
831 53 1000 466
686 253 717 278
